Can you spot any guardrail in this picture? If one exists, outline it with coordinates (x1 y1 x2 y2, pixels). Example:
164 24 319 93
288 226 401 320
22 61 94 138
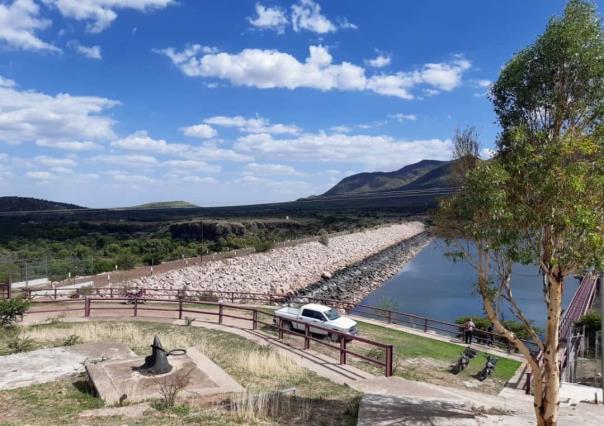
25 297 394 377
17 286 535 353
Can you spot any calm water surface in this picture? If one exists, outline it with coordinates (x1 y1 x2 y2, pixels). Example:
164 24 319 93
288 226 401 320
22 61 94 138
356 239 575 330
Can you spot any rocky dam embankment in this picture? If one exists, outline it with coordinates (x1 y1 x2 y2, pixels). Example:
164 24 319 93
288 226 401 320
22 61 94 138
127 222 426 296
287 232 432 305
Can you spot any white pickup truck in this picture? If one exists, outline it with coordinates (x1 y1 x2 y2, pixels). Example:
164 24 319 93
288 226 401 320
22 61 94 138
274 303 358 341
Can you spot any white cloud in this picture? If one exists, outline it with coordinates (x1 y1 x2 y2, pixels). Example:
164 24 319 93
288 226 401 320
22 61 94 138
34 155 77 168
0 0 59 52
291 0 336 34
0 76 16 88
36 140 103 151
182 124 217 139
234 132 452 170
43 0 174 33
163 159 221 174
203 115 300 135
248 3 288 34
0 78 118 150
159 44 471 100
180 175 218 184
244 162 303 176
26 170 55 180
481 148 495 159
389 113 417 122
366 54 391 68
111 131 251 162
330 126 351 133
477 79 492 88
94 154 158 167
107 170 156 185
69 41 102 59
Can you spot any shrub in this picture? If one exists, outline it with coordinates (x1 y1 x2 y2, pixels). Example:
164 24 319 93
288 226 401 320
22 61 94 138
0 297 31 327
318 230 329 246
63 334 83 346
254 239 274 253
7 332 35 353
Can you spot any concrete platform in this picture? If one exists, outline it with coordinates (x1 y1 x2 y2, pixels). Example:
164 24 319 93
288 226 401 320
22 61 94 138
0 341 134 390
86 347 244 405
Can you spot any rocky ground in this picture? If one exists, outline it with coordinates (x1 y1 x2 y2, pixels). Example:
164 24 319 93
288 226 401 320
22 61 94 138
126 222 425 296
286 232 432 305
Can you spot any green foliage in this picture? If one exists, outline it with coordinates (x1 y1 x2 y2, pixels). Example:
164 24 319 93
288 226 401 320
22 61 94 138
0 298 31 327
318 229 329 246
455 316 541 341
7 331 35 353
253 238 274 253
575 310 601 331
62 334 83 346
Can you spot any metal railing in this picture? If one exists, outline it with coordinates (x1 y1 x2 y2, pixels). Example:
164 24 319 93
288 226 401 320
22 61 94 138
17 286 535 353
24 297 394 377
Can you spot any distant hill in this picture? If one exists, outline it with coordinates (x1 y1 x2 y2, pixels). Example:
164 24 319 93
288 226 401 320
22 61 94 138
133 201 199 209
0 196 84 212
320 160 455 197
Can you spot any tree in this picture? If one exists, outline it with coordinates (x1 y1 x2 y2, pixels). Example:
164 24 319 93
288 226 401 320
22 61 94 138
437 1 604 425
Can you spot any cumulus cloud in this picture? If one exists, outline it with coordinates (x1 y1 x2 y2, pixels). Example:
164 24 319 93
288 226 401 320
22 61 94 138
389 113 417 122
34 155 77 168
203 115 300 135
163 159 221 174
366 54 391 68
93 154 159 167
158 44 471 100
26 170 55 181
182 124 217 139
234 132 452 170
0 76 118 149
291 0 338 34
248 3 288 33
43 0 174 33
111 131 251 162
106 170 156 185
0 0 59 52
244 162 303 176
69 41 102 59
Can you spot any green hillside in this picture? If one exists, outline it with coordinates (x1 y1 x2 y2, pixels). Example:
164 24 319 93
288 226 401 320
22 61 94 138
132 201 199 209
0 197 84 212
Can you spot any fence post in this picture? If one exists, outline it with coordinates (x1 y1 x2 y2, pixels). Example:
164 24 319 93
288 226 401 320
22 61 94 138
231 292 235 303
339 337 347 365
423 318 428 332
179 298 183 320
304 323 310 350
385 345 393 377
252 309 258 330
134 298 138 317
109 287 113 299
278 318 284 340
387 310 392 324
525 372 532 395
218 303 223 325
54 287 57 300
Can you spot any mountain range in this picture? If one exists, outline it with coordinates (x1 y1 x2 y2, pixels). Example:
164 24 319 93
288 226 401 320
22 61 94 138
320 159 455 197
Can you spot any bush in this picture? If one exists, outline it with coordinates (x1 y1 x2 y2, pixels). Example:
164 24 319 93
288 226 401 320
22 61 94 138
7 332 35 353
318 230 329 246
254 239 274 253
0 298 31 327
63 334 83 346
455 315 541 341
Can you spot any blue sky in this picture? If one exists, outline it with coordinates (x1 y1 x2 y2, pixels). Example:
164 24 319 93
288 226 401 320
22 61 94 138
0 0 594 207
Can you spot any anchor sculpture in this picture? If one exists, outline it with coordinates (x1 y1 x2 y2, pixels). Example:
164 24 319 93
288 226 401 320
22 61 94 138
135 336 187 375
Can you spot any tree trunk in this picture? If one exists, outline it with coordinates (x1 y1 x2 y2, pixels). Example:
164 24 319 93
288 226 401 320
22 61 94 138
535 273 563 426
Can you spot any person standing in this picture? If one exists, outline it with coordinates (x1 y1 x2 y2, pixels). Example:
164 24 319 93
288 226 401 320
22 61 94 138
463 318 476 344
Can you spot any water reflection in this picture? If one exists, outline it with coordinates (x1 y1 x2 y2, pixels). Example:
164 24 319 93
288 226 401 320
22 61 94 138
355 239 575 330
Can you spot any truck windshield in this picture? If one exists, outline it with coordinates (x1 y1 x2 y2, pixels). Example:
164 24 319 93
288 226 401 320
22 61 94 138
324 309 340 321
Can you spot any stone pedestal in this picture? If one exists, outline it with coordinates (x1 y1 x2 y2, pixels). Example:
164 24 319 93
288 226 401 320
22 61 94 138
86 347 243 405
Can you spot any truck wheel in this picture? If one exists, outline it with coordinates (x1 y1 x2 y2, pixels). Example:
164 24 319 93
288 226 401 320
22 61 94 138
329 333 340 342
285 321 294 331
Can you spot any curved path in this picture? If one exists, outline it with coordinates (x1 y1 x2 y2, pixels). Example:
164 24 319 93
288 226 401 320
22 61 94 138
21 306 374 386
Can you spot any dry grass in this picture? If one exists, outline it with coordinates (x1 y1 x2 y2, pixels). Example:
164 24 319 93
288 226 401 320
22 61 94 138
229 388 310 423
22 322 212 356
235 349 308 383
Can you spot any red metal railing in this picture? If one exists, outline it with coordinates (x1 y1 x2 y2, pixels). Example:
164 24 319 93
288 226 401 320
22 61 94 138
25 297 394 377
17 286 535 352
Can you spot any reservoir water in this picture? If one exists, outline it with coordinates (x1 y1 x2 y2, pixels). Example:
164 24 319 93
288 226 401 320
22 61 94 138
356 239 576 330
